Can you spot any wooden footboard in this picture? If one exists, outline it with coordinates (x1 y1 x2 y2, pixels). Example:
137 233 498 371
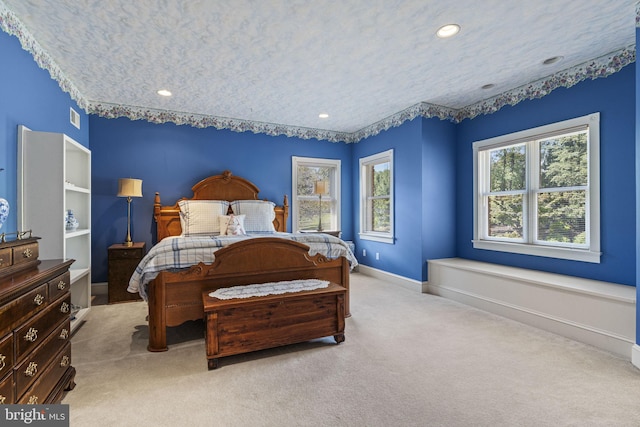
147 238 350 352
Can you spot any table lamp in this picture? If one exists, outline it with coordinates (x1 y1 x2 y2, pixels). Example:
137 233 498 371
117 178 143 246
314 180 328 232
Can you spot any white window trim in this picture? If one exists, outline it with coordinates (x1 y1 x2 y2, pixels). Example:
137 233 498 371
291 156 341 233
472 113 601 263
359 149 394 244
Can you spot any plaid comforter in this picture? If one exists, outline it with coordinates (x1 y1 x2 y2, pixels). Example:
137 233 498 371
127 232 358 300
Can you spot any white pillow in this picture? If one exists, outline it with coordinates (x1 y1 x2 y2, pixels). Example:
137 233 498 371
229 200 276 232
219 214 246 236
178 200 229 235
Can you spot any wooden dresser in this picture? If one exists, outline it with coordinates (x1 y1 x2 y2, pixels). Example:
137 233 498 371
0 238 76 404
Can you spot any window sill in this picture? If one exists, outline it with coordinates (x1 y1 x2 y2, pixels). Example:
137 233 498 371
360 233 394 244
472 240 601 263
299 230 341 238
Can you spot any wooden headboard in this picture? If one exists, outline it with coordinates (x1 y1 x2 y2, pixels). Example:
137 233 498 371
154 170 289 241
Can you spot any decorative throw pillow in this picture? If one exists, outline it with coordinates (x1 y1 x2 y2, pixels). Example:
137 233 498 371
229 200 276 232
178 200 229 235
219 214 246 236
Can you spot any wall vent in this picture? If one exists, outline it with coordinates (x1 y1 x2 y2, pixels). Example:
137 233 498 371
70 107 80 129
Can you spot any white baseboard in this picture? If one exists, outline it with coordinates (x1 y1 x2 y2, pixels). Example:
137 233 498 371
356 265 425 293
633 345 640 370
427 258 636 360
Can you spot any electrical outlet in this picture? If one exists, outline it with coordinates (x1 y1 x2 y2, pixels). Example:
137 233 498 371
376 252 380 260
362 249 366 257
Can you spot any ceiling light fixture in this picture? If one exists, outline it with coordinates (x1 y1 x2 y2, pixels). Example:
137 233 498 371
436 24 460 38
543 56 564 65
157 89 172 97
319 113 329 119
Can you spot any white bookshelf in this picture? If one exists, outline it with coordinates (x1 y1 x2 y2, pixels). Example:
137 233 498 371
18 125 91 332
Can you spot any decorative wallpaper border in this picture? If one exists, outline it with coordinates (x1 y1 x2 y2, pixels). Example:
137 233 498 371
0 1 88 110
1 0 637 144
88 103 356 143
453 46 636 123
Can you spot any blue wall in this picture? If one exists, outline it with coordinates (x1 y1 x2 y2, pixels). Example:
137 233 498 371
350 117 457 281
0 30 88 234
456 64 636 286
421 117 457 279
89 116 353 282
351 119 422 280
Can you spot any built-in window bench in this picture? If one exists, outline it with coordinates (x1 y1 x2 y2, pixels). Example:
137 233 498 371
427 258 636 360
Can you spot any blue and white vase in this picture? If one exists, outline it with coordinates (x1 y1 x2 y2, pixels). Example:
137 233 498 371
65 209 79 231
0 198 8 230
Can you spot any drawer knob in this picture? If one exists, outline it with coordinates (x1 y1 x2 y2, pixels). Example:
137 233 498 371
59 328 69 340
25 361 38 377
33 293 45 306
27 395 38 404
23 248 33 258
0 354 5 371
60 355 70 367
0 395 5 404
24 327 38 342
57 280 67 290
60 302 70 314
0 257 4 265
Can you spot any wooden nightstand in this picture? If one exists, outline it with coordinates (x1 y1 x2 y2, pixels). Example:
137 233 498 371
108 242 146 304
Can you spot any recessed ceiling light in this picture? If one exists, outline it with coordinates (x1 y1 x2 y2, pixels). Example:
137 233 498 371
481 84 495 90
319 113 329 119
436 24 460 38
542 56 564 65
157 89 172 97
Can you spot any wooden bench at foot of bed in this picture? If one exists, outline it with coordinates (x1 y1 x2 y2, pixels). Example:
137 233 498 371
203 281 346 370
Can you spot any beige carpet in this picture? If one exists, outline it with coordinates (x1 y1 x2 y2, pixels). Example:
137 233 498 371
64 273 640 426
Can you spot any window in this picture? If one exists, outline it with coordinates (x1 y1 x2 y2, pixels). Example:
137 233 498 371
473 113 600 263
359 149 394 243
292 157 341 233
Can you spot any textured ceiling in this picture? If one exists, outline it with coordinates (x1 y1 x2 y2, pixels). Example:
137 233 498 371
0 1 637 141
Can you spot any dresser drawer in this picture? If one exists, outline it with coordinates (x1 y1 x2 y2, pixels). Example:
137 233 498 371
48 271 71 302
0 247 12 269
0 333 14 377
18 343 71 404
0 370 14 404
0 284 48 337
15 295 70 361
15 320 70 397
109 246 145 260
12 242 39 266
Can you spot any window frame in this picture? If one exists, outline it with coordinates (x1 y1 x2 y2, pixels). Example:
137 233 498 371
472 113 601 263
291 156 341 233
359 149 394 244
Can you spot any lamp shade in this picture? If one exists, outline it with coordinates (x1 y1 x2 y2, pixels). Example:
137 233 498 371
117 178 143 198
314 181 328 195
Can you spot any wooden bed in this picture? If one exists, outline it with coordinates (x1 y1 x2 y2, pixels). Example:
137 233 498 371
146 170 351 352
